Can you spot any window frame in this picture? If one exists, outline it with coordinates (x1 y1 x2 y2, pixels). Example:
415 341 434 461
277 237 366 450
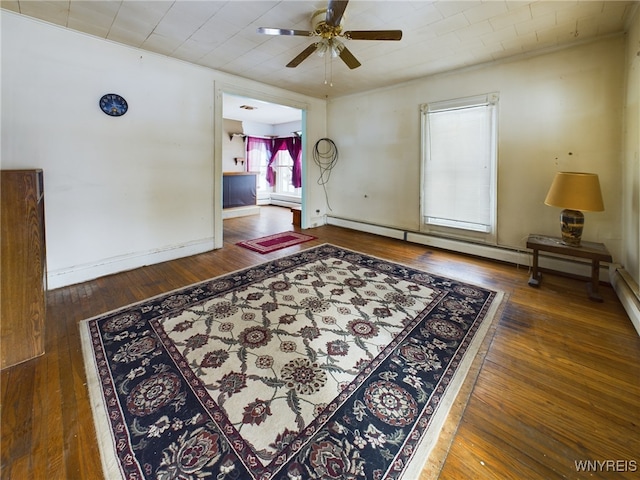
419 92 499 244
274 150 301 196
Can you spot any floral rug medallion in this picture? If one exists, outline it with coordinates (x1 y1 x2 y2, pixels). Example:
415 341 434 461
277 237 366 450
81 244 504 480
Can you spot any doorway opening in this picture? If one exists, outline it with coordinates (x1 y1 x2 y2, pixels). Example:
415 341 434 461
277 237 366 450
219 92 305 245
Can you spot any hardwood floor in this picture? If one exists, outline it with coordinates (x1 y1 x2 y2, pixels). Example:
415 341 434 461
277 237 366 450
2 206 639 479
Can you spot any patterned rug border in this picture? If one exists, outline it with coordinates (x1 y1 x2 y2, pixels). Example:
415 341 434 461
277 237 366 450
236 231 316 254
79 243 507 479
403 288 507 478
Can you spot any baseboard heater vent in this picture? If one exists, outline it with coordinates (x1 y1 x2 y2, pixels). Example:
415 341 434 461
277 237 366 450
270 199 301 209
610 265 640 336
326 216 610 282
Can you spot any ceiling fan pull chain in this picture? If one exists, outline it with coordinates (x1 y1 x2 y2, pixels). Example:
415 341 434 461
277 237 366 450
329 55 334 87
323 54 334 87
324 54 329 85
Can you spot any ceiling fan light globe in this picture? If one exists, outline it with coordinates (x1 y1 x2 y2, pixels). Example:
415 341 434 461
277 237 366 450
316 42 328 57
332 39 345 57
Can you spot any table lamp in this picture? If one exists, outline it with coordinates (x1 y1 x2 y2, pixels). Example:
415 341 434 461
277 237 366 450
544 172 604 246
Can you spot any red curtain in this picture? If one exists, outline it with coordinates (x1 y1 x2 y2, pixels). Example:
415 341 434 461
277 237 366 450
267 138 287 187
286 136 303 188
247 135 302 188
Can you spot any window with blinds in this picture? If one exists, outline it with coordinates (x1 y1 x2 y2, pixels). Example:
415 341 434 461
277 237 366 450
420 93 498 242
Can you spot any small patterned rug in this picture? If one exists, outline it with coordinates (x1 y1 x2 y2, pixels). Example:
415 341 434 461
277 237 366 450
237 231 316 254
80 244 505 480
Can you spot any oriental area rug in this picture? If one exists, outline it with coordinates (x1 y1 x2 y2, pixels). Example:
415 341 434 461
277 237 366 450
237 231 316 254
80 244 505 480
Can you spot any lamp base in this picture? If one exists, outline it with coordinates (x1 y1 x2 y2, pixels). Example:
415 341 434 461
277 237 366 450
560 209 584 246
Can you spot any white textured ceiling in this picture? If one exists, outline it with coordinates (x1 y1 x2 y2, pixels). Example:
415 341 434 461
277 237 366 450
2 1 637 103
223 92 303 124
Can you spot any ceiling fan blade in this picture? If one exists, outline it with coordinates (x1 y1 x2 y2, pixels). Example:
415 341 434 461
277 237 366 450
338 45 361 69
257 27 313 37
325 0 349 27
286 43 320 68
344 30 403 41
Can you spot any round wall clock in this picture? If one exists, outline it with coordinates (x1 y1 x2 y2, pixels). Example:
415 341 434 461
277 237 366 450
99 93 128 117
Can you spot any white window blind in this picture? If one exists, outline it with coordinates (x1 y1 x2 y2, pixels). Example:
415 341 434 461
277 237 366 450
421 93 498 238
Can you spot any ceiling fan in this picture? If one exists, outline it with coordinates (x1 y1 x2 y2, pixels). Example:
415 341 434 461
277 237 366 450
257 0 402 70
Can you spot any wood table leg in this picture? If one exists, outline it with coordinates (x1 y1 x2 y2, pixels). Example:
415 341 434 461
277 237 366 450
528 249 542 287
587 259 603 302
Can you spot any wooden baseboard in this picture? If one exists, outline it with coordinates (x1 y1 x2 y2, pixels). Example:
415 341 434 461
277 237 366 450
222 206 260 219
47 237 215 290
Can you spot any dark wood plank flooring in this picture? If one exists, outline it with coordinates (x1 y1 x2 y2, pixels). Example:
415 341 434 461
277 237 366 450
2 206 639 479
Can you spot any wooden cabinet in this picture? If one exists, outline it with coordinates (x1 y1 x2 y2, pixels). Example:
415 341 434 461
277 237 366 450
1 169 47 369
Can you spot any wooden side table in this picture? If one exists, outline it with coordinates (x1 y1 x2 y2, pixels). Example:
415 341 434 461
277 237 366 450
526 234 612 302
291 207 301 227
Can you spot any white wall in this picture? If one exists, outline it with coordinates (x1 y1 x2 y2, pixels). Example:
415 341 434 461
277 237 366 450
326 37 625 261
622 8 640 285
240 120 302 138
1 12 327 288
273 121 303 137
3 10 630 291
222 119 245 172
242 121 275 138
610 6 640 335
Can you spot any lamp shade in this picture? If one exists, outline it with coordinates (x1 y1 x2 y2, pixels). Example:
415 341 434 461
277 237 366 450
544 172 604 212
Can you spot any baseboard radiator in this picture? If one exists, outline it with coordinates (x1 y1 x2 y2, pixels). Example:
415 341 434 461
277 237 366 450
327 216 609 279
610 265 640 336
270 199 301 209
327 216 639 336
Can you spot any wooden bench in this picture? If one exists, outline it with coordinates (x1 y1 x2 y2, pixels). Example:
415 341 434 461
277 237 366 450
526 234 612 302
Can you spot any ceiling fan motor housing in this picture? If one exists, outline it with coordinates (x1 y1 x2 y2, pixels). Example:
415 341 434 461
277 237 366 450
311 8 344 37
